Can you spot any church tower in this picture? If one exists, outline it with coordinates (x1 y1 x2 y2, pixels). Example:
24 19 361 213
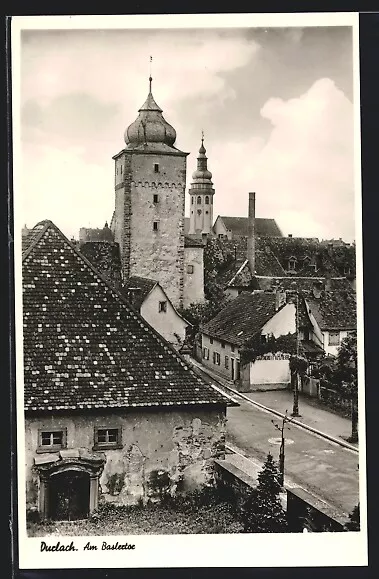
111 76 188 309
188 134 215 235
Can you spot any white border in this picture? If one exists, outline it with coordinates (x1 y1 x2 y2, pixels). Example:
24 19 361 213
12 12 368 569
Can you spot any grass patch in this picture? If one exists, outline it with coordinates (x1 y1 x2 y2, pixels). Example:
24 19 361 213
27 488 244 536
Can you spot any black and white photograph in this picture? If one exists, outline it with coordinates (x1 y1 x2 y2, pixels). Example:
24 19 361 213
12 13 367 569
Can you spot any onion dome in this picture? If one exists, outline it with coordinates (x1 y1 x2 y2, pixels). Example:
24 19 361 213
192 135 213 182
124 76 177 147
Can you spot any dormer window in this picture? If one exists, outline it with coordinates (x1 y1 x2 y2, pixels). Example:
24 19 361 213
288 257 297 272
154 163 159 173
197 196 201 205
303 256 311 267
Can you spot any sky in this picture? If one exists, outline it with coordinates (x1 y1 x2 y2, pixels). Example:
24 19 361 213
18 24 356 241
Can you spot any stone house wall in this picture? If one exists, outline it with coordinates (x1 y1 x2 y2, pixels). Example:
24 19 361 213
25 407 226 513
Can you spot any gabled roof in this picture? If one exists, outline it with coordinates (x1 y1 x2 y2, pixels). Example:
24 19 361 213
122 276 158 310
305 291 357 331
22 220 229 412
217 216 283 238
201 291 279 346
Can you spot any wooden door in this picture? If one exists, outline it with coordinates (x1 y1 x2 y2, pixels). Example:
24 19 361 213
49 471 90 521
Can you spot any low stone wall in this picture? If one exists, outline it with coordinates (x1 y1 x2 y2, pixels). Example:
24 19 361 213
287 487 347 532
213 459 256 509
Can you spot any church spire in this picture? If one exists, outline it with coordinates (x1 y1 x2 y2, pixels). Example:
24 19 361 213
188 133 215 236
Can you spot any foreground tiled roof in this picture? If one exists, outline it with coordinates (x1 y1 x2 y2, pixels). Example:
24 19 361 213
22 220 230 412
305 291 357 331
218 216 283 238
122 276 158 310
201 291 278 346
184 235 204 248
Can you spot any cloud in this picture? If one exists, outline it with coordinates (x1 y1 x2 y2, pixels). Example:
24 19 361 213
21 143 114 236
207 78 355 241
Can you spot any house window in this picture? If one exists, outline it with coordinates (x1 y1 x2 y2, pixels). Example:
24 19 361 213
210 337 213 344
197 196 201 204
203 347 209 360
231 345 235 353
218 234 224 239
37 428 67 453
187 264 194 274
206 211 209 214
93 427 122 450
221 341 225 349
154 163 159 173
205 196 210 205
153 194 159 204
328 332 340 346
213 352 221 366
159 301 167 313
153 221 159 231
288 257 297 272
225 356 229 369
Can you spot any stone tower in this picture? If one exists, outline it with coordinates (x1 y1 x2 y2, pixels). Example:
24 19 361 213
188 135 215 235
111 76 188 309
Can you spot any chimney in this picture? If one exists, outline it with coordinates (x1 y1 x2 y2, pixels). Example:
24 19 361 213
247 192 256 275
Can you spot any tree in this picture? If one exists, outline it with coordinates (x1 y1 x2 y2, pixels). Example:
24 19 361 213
337 333 358 442
241 453 288 533
345 504 360 531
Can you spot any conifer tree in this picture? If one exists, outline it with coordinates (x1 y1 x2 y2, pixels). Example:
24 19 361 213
345 504 360 531
242 453 288 533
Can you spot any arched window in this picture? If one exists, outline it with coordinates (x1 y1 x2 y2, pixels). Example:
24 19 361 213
197 209 202 216
191 197 194 205
197 196 201 205
205 196 209 205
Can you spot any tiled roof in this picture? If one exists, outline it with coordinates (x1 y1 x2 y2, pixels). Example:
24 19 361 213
305 291 357 331
201 291 278 346
184 235 204 248
22 220 230 412
122 276 158 310
218 217 283 238
79 225 114 242
79 242 122 290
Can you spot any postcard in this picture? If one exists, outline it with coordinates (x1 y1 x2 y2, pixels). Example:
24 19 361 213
12 12 367 569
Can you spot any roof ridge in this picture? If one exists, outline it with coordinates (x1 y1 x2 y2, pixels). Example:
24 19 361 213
22 220 53 261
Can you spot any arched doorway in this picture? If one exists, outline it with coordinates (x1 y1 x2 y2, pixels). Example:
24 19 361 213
49 470 90 521
33 450 106 520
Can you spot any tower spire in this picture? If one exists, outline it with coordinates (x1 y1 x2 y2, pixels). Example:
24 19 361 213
149 56 153 93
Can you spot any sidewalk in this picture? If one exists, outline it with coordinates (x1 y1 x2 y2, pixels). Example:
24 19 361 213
190 357 357 448
246 390 357 447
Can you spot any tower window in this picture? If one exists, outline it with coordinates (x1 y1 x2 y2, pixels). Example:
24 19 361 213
121 165 123 174
197 209 202 216
205 211 209 215
154 163 159 173
187 264 194 274
158 301 167 313
197 196 201 205
191 197 194 205
153 221 159 231
205 196 209 205
153 194 159 204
